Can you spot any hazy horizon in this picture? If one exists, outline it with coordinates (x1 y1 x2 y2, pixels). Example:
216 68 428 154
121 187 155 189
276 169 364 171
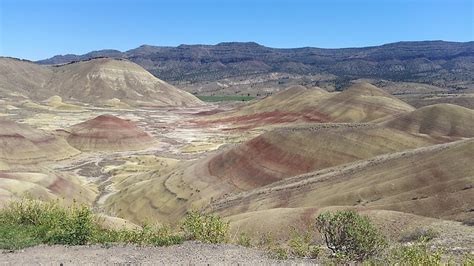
1 0 472 60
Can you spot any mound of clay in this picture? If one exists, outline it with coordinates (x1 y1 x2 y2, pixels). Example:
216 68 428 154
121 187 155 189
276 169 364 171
0 119 80 164
212 139 474 223
103 98 131 109
45 95 82 110
203 82 414 128
0 57 202 107
0 171 96 205
49 58 202 107
206 126 438 190
315 82 415 122
66 115 155 151
384 104 474 138
0 57 54 100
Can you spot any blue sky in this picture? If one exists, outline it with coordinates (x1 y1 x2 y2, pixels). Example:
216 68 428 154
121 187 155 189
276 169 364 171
0 0 472 60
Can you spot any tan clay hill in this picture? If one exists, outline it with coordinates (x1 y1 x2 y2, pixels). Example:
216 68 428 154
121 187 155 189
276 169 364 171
0 57 54 100
0 170 97 206
200 82 414 128
66 115 155 151
211 138 474 231
205 103 474 189
0 57 202 107
383 103 474 138
0 119 80 165
48 58 202 106
104 101 474 225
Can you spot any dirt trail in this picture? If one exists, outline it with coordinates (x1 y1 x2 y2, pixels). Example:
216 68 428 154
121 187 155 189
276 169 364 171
0 242 314 265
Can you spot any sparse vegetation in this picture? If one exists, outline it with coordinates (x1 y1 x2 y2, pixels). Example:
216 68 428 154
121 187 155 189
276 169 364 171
315 210 387 261
288 227 321 258
196 95 255 102
237 232 252 247
400 227 440 242
0 199 96 247
272 246 289 260
0 199 203 250
181 210 229 244
389 239 444 265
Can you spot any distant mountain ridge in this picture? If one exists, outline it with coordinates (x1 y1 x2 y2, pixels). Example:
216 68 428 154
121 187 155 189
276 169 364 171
37 41 474 92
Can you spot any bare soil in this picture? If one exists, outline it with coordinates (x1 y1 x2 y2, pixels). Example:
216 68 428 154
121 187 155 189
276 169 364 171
0 242 313 265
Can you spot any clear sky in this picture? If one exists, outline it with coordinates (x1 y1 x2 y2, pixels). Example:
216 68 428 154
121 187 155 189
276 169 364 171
0 0 472 60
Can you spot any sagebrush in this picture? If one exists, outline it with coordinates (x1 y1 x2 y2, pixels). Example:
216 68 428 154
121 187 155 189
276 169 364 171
315 210 387 261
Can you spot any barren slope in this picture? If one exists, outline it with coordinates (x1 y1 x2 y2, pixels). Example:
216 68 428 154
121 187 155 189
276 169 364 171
0 58 203 107
104 100 474 225
211 139 474 223
0 57 54 100
0 119 80 164
384 103 474 137
0 170 97 205
201 82 414 128
49 58 203 106
66 115 155 151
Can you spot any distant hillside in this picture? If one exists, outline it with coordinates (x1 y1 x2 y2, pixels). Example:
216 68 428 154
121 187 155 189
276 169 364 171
0 57 202 107
37 41 474 93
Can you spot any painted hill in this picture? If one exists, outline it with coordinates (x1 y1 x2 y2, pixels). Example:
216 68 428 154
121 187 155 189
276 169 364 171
0 119 80 164
0 57 54 100
103 102 474 225
211 139 474 224
48 58 203 106
0 170 96 205
201 82 414 128
0 57 202 107
314 82 415 122
384 104 474 138
66 115 155 151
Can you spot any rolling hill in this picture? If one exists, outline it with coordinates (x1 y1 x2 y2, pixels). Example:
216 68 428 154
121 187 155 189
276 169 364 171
199 82 415 128
65 115 155 151
103 101 474 227
211 138 474 226
0 119 80 165
0 57 203 107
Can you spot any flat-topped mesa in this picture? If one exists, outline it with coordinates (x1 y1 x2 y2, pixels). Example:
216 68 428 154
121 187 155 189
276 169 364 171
0 119 80 164
66 115 155 151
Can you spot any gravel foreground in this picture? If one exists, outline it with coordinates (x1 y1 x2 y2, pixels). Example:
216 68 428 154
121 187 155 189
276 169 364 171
0 241 315 265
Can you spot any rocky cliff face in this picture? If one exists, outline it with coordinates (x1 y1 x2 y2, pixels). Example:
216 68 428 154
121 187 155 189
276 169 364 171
38 41 474 93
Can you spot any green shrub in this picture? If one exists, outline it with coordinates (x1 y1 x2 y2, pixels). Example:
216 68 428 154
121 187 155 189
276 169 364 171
0 199 95 245
400 228 439 243
315 210 387 261
0 199 184 249
181 210 229 244
390 240 443 265
0 224 41 250
107 225 183 246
